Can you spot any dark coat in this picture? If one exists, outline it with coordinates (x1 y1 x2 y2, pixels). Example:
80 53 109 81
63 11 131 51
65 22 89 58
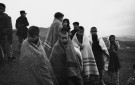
0 13 12 38
16 16 29 38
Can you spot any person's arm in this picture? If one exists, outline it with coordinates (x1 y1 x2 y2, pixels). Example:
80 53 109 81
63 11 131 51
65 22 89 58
24 17 29 26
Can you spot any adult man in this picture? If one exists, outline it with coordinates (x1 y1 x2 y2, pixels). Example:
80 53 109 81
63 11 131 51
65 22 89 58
16 10 29 53
19 26 57 85
0 3 13 64
89 27 109 85
44 12 64 58
50 28 83 85
70 22 79 40
72 26 99 84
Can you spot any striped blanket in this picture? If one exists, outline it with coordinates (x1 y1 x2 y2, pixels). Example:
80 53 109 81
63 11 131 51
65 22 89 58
72 34 99 76
89 35 110 71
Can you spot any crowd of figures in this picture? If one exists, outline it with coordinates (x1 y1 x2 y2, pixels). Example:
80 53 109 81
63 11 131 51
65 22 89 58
0 3 135 85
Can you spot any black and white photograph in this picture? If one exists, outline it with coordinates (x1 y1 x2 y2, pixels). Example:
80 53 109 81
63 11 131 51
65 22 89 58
0 0 135 85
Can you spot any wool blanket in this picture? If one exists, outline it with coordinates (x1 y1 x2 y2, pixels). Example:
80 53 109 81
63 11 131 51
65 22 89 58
50 39 82 84
89 35 110 71
19 38 58 85
44 18 63 59
72 34 99 76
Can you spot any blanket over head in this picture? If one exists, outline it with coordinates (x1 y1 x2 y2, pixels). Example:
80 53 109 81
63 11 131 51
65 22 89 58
44 18 63 59
72 34 99 76
19 38 58 85
50 38 82 83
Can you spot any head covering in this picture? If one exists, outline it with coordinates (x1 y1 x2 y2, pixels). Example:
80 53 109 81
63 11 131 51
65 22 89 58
20 10 26 14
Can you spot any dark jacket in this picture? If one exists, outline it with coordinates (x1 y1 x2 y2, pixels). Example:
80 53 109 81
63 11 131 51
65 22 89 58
0 13 13 44
16 16 29 37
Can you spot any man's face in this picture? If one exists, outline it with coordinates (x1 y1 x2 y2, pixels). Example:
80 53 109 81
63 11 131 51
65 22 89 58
77 29 84 37
59 16 64 22
73 24 79 30
21 13 26 17
90 28 97 35
60 33 68 45
28 34 39 44
0 6 5 14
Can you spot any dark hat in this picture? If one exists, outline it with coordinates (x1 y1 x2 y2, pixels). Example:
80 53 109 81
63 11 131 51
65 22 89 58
20 10 26 14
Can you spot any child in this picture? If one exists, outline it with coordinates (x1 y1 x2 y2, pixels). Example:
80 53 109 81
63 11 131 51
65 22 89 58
127 64 135 85
107 35 121 85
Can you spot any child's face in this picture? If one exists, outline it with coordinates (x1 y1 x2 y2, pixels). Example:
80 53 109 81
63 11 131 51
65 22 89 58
60 34 68 45
110 36 115 43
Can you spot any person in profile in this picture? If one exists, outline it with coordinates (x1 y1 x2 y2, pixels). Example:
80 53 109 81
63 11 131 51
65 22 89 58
0 3 13 64
107 35 121 85
89 27 109 85
19 26 58 85
70 22 79 40
50 28 83 85
72 26 99 84
127 63 135 85
44 12 64 59
16 10 29 54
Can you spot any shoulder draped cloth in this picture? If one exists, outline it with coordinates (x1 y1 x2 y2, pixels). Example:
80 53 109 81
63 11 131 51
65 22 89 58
44 19 63 58
72 34 99 76
50 38 82 83
89 35 110 71
19 39 58 85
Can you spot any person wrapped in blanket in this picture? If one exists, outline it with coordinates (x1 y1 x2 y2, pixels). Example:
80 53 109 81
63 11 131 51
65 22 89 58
127 63 135 85
106 35 121 85
50 28 83 85
89 27 110 85
44 12 64 59
19 26 58 85
72 26 100 85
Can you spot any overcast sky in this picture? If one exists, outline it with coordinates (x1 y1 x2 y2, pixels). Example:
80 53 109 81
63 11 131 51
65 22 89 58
2 0 135 36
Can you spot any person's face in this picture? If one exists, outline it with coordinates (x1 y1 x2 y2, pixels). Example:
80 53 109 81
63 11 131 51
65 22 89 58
73 24 79 30
90 28 97 35
59 16 64 22
0 6 5 14
21 13 26 17
77 29 84 37
60 34 68 45
28 34 39 44
110 36 115 43
63 21 68 27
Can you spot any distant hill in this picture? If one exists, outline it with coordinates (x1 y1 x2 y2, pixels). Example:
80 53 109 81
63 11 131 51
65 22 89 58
103 35 135 41
39 27 49 37
116 36 135 41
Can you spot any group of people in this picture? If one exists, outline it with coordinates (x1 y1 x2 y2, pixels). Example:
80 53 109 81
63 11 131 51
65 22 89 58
0 2 129 85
